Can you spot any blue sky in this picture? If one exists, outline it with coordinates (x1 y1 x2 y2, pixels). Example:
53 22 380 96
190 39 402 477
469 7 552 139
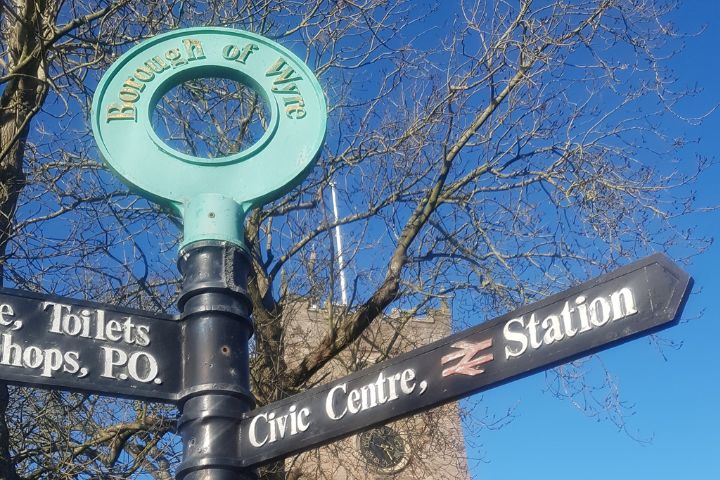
470 3 720 478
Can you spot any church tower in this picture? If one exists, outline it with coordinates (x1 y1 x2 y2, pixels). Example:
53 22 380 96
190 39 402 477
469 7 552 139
282 300 470 479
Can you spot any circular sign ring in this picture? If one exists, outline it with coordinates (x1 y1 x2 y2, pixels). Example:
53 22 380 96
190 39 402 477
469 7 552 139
144 64 281 166
92 27 327 214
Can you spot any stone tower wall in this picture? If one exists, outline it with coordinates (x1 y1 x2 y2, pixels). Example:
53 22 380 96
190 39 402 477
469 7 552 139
282 300 470 479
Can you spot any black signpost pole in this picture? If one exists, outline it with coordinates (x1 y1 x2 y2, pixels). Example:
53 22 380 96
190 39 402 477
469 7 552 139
176 241 257 480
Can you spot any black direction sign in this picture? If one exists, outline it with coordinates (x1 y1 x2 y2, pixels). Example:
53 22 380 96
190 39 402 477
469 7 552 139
239 253 692 467
0 288 181 402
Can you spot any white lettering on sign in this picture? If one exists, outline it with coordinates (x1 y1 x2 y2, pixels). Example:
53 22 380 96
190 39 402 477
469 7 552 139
248 404 311 448
0 333 84 378
503 287 638 359
0 303 21 330
246 368 429 449
43 302 151 346
100 347 161 384
324 368 426 422
0 298 164 386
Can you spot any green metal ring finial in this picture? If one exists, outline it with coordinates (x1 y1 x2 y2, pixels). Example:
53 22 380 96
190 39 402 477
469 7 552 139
91 27 327 249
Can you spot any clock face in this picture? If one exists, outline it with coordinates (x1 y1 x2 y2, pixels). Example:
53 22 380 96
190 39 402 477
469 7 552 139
358 426 410 473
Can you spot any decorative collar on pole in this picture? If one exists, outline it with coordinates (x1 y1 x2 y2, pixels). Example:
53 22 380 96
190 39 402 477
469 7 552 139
91 27 327 250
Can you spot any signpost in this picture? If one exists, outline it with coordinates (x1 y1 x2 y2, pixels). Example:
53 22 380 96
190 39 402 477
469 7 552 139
91 27 328 480
0 26 694 480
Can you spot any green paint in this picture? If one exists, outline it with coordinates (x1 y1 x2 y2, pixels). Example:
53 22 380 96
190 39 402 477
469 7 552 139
92 27 327 249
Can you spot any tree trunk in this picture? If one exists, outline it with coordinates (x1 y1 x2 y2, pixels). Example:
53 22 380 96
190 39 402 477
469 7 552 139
0 1 51 477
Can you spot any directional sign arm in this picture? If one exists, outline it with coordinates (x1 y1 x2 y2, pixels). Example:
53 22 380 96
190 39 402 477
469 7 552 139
0 287 182 402
238 254 692 467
